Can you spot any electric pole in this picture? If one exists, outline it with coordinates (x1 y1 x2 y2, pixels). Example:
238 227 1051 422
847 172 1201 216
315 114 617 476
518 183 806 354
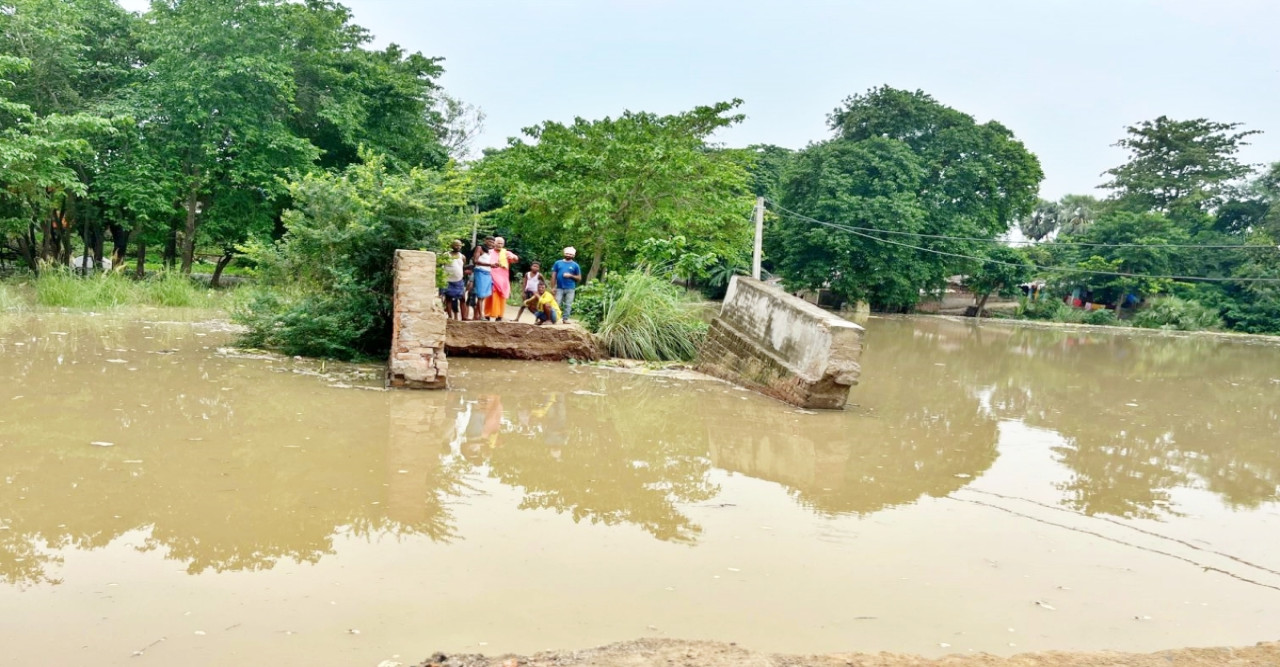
752 196 764 280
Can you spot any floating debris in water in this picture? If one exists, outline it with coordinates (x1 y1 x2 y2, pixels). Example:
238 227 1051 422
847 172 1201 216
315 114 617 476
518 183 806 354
90 441 115 447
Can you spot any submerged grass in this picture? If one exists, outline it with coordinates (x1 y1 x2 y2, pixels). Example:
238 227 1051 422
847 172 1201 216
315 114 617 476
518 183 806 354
16 268 223 310
592 272 707 362
0 282 25 312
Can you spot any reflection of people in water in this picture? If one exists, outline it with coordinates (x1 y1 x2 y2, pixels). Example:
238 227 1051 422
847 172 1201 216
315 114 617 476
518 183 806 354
462 395 504 462
537 393 567 461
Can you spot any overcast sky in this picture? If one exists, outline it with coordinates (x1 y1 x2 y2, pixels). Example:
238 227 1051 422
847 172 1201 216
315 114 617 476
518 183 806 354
120 0 1280 199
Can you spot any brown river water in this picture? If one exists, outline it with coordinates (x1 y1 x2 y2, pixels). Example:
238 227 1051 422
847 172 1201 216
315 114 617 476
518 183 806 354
1 312 1279 666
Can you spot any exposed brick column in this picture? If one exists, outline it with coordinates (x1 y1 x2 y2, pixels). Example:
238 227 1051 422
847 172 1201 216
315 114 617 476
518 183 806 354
387 250 448 390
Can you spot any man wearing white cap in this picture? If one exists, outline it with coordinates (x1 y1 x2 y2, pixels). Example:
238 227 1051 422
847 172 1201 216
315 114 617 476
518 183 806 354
550 247 583 323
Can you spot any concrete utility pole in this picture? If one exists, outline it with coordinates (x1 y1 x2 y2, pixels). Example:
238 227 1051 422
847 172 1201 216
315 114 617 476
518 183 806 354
752 196 764 280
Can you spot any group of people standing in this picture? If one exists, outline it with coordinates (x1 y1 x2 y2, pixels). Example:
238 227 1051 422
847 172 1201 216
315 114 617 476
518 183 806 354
440 237 583 326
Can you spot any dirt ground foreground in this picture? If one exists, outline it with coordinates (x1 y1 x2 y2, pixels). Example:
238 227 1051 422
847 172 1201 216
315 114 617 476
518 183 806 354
411 638 1280 667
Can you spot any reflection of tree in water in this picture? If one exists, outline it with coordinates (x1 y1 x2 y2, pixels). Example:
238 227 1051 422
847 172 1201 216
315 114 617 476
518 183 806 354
909 319 1280 518
0 317 466 585
461 371 718 543
709 321 999 515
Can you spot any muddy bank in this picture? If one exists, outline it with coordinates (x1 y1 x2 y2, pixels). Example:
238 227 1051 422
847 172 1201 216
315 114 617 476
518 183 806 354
415 638 1280 667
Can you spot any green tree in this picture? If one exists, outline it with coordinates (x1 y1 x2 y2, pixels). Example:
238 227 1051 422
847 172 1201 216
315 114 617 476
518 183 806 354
1019 198 1062 241
134 0 320 275
236 150 469 359
480 100 755 282
1061 211 1189 310
1058 193 1103 236
282 0 449 171
1102 116 1259 220
0 55 113 271
964 245 1034 315
772 87 1042 310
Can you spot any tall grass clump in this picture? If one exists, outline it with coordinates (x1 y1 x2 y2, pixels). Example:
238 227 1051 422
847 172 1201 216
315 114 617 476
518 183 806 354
142 271 213 308
1131 296 1223 331
589 272 707 362
32 267 216 309
0 282 25 312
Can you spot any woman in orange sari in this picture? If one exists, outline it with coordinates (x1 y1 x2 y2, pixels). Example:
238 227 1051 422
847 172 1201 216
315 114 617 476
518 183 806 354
486 237 518 321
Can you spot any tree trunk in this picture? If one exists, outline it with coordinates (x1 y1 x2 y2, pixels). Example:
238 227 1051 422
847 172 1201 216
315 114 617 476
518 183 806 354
17 224 38 272
109 223 129 267
210 251 233 288
975 292 991 317
585 236 605 283
163 226 177 269
180 184 199 275
135 240 147 279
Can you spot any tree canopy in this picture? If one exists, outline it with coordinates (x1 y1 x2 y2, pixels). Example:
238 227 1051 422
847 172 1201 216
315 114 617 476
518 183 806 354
769 86 1043 310
479 100 755 281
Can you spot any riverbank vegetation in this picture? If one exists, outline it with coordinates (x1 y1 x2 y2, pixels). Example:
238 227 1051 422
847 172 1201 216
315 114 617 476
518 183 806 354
0 269 220 310
4 0 1280 360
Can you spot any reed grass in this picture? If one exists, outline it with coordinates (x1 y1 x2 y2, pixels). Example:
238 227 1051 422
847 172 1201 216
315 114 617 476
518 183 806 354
593 272 707 362
27 268 219 309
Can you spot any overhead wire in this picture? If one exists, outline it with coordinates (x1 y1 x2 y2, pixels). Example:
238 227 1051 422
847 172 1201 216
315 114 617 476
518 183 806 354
763 199 1280 251
762 201 1280 284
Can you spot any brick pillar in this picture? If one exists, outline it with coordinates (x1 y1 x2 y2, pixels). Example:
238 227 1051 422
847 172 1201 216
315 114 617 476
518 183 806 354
387 250 448 390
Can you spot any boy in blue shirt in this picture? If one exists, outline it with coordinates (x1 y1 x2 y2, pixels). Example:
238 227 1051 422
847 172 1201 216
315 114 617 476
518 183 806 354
550 246 582 322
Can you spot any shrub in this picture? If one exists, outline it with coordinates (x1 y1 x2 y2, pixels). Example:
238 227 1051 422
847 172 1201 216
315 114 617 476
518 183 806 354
1016 296 1069 321
1131 296 1223 331
234 287 378 359
1082 308 1119 326
588 272 707 361
234 151 468 359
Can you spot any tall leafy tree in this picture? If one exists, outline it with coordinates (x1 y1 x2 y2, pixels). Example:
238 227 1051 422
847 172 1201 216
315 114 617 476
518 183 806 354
772 87 1042 310
1102 116 1259 220
0 55 113 270
481 100 755 281
282 0 448 171
135 0 319 274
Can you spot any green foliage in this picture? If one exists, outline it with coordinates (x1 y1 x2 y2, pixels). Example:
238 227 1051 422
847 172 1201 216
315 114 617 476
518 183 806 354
480 100 755 282
235 151 469 359
1082 308 1120 326
1019 199 1062 241
569 277 623 332
587 272 707 362
1058 211 1188 306
233 286 378 359
771 86 1042 311
29 267 213 309
1102 116 1259 218
964 245 1034 310
1016 296 1076 322
1130 297 1223 331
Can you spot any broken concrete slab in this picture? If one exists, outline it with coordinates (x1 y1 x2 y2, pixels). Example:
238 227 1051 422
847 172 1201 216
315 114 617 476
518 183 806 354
697 276 864 409
387 250 449 390
446 320 604 361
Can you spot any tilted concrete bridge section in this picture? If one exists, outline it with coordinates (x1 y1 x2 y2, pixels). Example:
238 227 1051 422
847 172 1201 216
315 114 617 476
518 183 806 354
697 276 864 409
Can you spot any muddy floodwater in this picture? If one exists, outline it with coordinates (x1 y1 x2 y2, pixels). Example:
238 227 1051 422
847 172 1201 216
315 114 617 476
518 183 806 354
1 312 1279 666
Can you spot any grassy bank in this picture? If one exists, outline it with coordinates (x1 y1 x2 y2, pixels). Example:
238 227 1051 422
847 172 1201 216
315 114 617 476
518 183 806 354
994 295 1230 333
0 270 228 312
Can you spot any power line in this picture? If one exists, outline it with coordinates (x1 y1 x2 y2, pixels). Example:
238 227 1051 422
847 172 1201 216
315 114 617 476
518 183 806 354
773 206 1280 284
764 199 1280 251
